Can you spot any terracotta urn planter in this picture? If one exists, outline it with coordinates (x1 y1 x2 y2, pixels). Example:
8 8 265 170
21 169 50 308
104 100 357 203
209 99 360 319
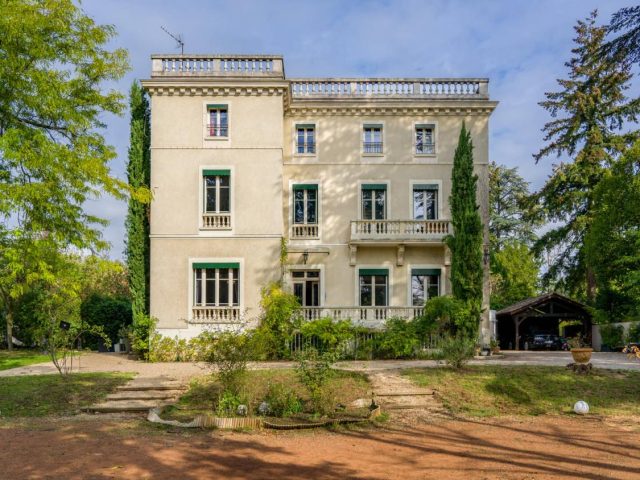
570 348 593 364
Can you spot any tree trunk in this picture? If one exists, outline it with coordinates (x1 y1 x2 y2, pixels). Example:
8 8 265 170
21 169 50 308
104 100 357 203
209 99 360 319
586 267 596 304
5 308 13 351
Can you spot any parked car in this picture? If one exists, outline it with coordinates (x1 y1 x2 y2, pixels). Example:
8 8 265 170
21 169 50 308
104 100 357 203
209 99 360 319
526 334 566 351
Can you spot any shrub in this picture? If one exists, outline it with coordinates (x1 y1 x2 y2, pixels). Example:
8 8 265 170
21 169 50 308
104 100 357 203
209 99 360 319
299 318 354 355
264 383 303 417
80 293 132 348
295 348 337 415
439 333 476 369
205 332 250 395
256 283 301 359
216 390 242 416
374 317 419 359
420 296 473 336
628 322 640 343
130 315 157 360
599 323 625 349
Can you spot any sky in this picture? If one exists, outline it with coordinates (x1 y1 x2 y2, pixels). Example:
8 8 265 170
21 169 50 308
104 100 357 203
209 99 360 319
80 0 636 260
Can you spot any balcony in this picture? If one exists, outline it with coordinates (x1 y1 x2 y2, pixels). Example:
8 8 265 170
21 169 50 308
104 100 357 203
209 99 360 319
191 306 241 323
350 220 450 244
300 306 423 327
202 213 231 230
151 54 284 78
291 224 319 240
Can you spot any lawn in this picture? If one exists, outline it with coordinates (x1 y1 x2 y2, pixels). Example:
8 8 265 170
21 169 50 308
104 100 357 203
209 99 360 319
0 372 134 417
167 369 371 421
404 365 640 417
0 350 51 371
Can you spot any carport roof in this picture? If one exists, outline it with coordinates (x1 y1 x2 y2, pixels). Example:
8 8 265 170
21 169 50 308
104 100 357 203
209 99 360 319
496 292 591 318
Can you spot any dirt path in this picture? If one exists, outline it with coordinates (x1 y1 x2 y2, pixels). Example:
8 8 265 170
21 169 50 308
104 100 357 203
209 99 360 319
1 415 639 479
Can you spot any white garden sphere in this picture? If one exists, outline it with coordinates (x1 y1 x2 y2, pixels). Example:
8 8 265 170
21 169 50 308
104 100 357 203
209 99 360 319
574 400 589 415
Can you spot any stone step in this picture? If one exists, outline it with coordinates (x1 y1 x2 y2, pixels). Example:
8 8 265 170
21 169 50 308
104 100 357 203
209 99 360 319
85 400 173 413
376 391 434 397
106 390 183 401
117 383 184 392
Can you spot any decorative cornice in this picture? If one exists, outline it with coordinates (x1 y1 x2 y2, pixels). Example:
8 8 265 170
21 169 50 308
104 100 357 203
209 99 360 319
144 85 288 97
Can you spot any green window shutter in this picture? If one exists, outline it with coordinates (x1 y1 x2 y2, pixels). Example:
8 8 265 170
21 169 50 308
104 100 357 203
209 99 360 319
413 184 438 190
359 268 389 276
415 124 434 129
361 184 387 190
363 124 382 129
207 104 228 110
412 268 441 276
193 262 240 269
296 124 315 129
203 169 230 176
293 184 318 191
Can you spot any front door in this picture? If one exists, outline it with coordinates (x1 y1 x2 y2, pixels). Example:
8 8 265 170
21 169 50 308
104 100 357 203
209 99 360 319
292 270 320 306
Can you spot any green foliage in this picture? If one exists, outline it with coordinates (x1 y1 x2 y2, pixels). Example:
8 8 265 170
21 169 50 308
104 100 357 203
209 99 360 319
489 162 538 250
299 318 354 354
295 348 337 415
204 332 250 395
264 383 303 417
604 6 640 64
216 390 242 417
439 333 476 369
490 241 540 310
255 283 301 359
628 323 640 343
532 11 640 297
80 293 132 347
126 81 151 328
599 324 625 349
585 143 640 322
374 318 419 359
446 123 483 334
130 315 157 360
420 296 473 335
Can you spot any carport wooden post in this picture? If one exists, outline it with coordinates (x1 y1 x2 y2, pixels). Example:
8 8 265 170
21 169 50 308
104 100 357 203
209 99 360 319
514 315 525 351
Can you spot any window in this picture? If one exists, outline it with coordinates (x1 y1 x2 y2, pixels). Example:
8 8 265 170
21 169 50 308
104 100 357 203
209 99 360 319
363 125 383 154
411 268 440 306
293 184 318 224
413 184 438 220
415 125 435 154
359 269 388 306
203 170 230 214
296 124 315 154
361 184 386 220
193 263 239 307
207 105 228 137
292 270 320 306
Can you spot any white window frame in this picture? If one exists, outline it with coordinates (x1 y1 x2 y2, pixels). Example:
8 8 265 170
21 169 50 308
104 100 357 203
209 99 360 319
293 122 317 157
355 264 393 307
361 121 385 157
357 180 391 221
193 267 240 307
412 121 438 162
188 257 244 317
289 180 322 241
409 179 443 220
203 101 231 144
288 266 325 307
199 166 234 233
407 264 444 306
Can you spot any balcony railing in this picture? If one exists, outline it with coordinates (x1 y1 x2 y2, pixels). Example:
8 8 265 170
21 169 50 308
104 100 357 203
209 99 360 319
191 306 241 323
205 124 228 138
415 142 436 154
300 306 423 325
202 213 231 230
351 219 450 243
290 78 489 99
151 54 284 78
291 224 319 239
296 142 316 154
363 142 383 154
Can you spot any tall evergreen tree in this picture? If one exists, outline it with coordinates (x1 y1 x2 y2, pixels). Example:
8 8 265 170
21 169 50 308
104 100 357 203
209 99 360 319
604 6 640 63
532 10 640 300
125 82 151 323
446 123 484 336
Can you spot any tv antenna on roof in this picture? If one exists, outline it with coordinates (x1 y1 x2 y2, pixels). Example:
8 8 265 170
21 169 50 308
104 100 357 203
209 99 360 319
161 26 184 54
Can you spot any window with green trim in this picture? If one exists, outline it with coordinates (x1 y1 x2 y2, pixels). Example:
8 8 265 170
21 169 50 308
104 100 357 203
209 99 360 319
359 269 388 306
361 184 386 220
207 105 228 137
203 170 230 214
411 268 440 306
413 184 438 220
293 184 318 225
194 265 239 307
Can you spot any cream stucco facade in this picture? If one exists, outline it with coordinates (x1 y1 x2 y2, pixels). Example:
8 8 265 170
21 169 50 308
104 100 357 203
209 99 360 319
142 55 497 342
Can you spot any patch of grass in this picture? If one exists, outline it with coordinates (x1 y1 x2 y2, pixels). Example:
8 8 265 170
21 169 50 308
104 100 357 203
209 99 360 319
168 369 370 420
403 366 640 417
0 350 50 371
0 372 134 417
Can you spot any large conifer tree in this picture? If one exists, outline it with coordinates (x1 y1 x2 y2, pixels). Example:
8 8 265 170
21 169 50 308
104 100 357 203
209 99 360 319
446 123 484 336
532 11 640 299
125 81 151 323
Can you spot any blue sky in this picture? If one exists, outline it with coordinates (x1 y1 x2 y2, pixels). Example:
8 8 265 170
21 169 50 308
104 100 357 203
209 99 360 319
80 0 635 259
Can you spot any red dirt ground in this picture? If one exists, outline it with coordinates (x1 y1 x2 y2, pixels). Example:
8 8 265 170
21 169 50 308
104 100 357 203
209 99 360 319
1 415 639 479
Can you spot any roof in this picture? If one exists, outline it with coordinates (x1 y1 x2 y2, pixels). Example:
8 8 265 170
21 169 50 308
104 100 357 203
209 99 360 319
496 292 591 318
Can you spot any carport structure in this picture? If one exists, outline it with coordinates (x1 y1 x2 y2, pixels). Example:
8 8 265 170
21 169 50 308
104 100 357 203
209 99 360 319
496 293 591 350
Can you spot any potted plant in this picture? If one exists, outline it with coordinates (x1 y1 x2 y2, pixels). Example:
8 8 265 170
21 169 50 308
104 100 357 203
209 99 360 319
489 339 500 355
568 334 592 364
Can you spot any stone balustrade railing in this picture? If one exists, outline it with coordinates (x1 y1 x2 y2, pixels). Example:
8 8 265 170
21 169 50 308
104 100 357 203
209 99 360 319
300 306 423 325
191 306 241 323
291 224 319 239
202 213 232 230
350 219 450 242
151 54 284 77
290 78 488 99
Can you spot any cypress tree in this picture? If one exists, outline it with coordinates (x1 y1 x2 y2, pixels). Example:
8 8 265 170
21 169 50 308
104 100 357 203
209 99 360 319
125 81 151 323
446 123 484 336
